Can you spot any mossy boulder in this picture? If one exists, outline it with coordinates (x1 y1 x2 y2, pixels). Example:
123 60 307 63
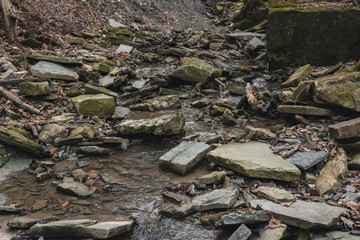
313 71 360 111
267 9 360 68
170 58 221 84
0 127 45 156
281 64 312 88
19 82 50 96
71 94 115 118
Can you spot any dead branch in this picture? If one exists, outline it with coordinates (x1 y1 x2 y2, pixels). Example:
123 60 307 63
0 0 18 42
0 86 40 114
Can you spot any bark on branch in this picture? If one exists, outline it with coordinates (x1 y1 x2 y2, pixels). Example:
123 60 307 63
0 86 40 114
0 0 18 42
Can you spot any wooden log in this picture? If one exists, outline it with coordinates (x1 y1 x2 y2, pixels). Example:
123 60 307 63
0 86 40 114
0 0 17 42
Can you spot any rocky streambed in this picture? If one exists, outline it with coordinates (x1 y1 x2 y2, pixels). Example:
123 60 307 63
0 1 359 239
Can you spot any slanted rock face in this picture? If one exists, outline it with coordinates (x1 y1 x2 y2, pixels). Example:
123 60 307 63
281 64 312 88
207 142 301 182
170 58 220 83
39 124 68 144
30 61 79 81
314 71 360 111
192 187 238 212
19 82 50 96
71 94 115 118
116 113 185 136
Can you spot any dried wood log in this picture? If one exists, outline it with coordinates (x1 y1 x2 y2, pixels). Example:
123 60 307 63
246 83 258 111
0 86 40 114
0 0 18 42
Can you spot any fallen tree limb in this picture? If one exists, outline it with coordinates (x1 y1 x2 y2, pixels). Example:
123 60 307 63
0 0 18 42
0 86 40 114
0 77 49 86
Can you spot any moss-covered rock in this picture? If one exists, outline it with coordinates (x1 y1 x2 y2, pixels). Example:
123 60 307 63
170 58 221 84
19 82 50 96
290 81 314 103
281 64 312 88
314 71 360 111
71 94 115 118
267 9 360 68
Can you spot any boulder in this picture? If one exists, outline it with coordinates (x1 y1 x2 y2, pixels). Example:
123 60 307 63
57 182 93 198
250 199 347 229
0 127 44 156
207 142 301 182
287 150 328 170
30 61 79 81
116 113 185 136
267 9 360 67
255 186 296 203
314 71 360 111
19 82 50 96
192 187 238 212
281 64 312 88
219 211 269 226
170 58 220 83
130 95 181 112
39 124 68 144
71 94 115 118
159 141 211 175
317 149 348 195
277 105 335 116
329 117 360 139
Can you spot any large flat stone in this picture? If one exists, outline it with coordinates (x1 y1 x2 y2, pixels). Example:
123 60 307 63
219 211 269 226
281 64 312 88
287 150 328 170
57 182 93 198
329 117 360 139
159 141 211 175
277 105 335 116
207 142 301 182
255 186 296 203
71 94 115 118
30 219 134 239
25 51 83 66
116 113 185 136
30 61 79 81
192 188 238 212
250 199 347 229
130 95 181 112
228 224 252 240
317 149 348 195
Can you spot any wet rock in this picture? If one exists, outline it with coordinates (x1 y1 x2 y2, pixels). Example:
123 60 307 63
222 109 237 126
71 94 115 118
116 44 133 54
0 206 23 213
247 37 265 51
84 84 118 98
55 134 83 146
349 153 360 170
76 146 110 156
160 203 194 219
245 126 276 140
255 186 296 203
192 188 238 212
30 61 79 81
329 117 360 139
39 124 68 144
159 88 189 99
314 71 360 111
207 142 301 182
30 219 134 239
170 58 220 84
71 169 88 182
250 224 286 240
163 192 182 204
250 200 347 229
19 81 50 96
277 105 335 116
281 64 312 88
287 150 328 170
159 141 211 175
25 52 83 66
69 125 95 141
102 137 129 144
130 95 181 112
0 127 44 156
116 113 185 136
8 216 53 229
219 211 269 226
57 182 93 198
36 172 51 182
312 231 359 240
228 224 252 240
317 149 347 195
191 98 212 108
193 171 227 187
113 106 130 119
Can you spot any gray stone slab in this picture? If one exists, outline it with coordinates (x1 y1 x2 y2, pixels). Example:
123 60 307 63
228 224 251 240
250 200 347 229
57 182 93 198
287 150 328 170
220 211 269 226
30 61 79 81
192 188 238 212
82 221 134 239
312 231 360 240
116 44 133 54
247 37 265 51
159 141 211 174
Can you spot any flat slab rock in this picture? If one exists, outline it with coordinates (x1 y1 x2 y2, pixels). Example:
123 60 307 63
312 231 360 240
255 186 296 203
57 182 93 198
277 105 335 117
287 150 328 170
192 187 239 212
329 117 360 139
30 219 134 239
159 141 211 175
250 199 347 229
219 210 269 226
228 224 252 240
30 61 79 81
207 142 301 182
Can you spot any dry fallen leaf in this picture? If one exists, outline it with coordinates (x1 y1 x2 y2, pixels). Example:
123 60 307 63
265 216 286 229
